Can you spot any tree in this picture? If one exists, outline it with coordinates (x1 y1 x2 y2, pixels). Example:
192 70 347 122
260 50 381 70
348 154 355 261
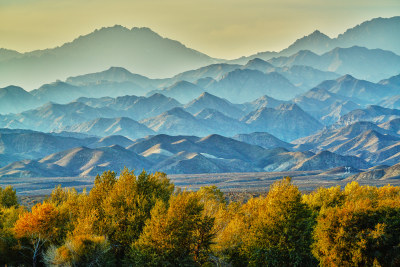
0 186 18 208
129 191 214 266
216 177 316 266
73 169 175 263
312 184 400 266
14 202 62 267
0 204 26 266
43 234 115 266
302 185 345 213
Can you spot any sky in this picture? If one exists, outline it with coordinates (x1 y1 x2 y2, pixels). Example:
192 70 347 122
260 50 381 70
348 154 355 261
0 0 399 59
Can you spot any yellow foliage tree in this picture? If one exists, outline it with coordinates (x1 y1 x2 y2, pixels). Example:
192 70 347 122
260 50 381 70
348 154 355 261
14 202 62 267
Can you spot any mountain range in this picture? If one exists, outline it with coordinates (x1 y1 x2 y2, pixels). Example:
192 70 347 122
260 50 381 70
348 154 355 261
232 16 400 63
0 16 399 179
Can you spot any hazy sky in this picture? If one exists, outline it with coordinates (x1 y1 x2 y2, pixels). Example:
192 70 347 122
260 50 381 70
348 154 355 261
1 0 399 59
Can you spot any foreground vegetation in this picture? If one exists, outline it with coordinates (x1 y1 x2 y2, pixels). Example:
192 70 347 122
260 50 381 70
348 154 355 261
1 169 400 266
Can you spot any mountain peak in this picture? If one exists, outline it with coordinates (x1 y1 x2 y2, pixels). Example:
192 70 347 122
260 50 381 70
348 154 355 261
165 107 192 117
337 74 356 82
198 91 219 100
309 30 331 39
106 66 132 73
276 103 302 111
131 26 158 34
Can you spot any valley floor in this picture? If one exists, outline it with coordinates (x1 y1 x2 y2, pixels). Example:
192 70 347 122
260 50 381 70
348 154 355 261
2 170 400 198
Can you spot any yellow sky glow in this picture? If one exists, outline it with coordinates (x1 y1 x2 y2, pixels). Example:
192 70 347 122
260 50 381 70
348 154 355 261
0 0 399 59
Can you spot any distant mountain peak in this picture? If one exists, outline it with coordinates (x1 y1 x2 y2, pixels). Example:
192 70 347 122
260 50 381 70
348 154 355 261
276 103 302 111
148 93 169 99
308 30 331 39
337 74 356 81
1 85 26 92
165 107 192 117
106 66 132 73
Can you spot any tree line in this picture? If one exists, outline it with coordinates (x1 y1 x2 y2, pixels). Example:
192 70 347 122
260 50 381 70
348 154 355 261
0 169 400 266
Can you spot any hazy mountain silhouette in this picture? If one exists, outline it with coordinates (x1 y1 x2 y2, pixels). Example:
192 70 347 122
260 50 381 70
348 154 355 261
0 26 216 89
269 46 400 82
232 16 400 63
0 86 42 114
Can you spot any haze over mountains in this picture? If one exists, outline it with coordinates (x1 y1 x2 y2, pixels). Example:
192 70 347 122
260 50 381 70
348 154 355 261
1 16 399 89
0 16 400 179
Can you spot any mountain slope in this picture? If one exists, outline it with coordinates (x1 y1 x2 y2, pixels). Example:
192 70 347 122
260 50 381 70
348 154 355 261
0 145 150 177
292 87 361 125
232 132 294 150
194 109 251 136
236 16 400 63
208 69 300 102
60 117 155 139
314 75 393 104
292 150 370 171
184 92 244 119
140 108 211 136
0 26 216 89
76 93 182 120
241 103 323 141
349 162 400 181
0 102 121 132
269 46 400 82
0 86 42 114
338 106 400 126
148 81 204 103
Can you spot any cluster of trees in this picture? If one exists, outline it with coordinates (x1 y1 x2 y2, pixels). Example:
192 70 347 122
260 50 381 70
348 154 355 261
1 169 400 266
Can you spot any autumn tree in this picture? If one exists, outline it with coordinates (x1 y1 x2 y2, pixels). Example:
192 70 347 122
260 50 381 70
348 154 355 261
73 169 175 262
302 185 345 213
216 177 316 266
312 183 400 266
129 191 215 266
0 202 26 266
43 234 115 266
14 202 63 267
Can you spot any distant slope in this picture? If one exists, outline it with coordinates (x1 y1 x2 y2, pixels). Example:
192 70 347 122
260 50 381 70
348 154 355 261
232 16 400 63
140 108 212 136
292 150 370 171
66 66 156 88
194 109 251 136
233 132 294 150
268 47 400 82
314 75 394 104
293 87 360 124
241 103 323 141
184 92 245 119
0 129 97 167
241 95 288 114
148 81 204 103
208 69 301 102
338 106 400 126
0 145 150 177
0 26 216 89
0 102 121 132
293 121 400 165
293 121 393 150
0 86 42 114
76 93 182 121
60 117 155 140
349 162 400 181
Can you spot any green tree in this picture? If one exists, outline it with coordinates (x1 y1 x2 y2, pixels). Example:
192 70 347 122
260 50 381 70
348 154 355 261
0 186 18 208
